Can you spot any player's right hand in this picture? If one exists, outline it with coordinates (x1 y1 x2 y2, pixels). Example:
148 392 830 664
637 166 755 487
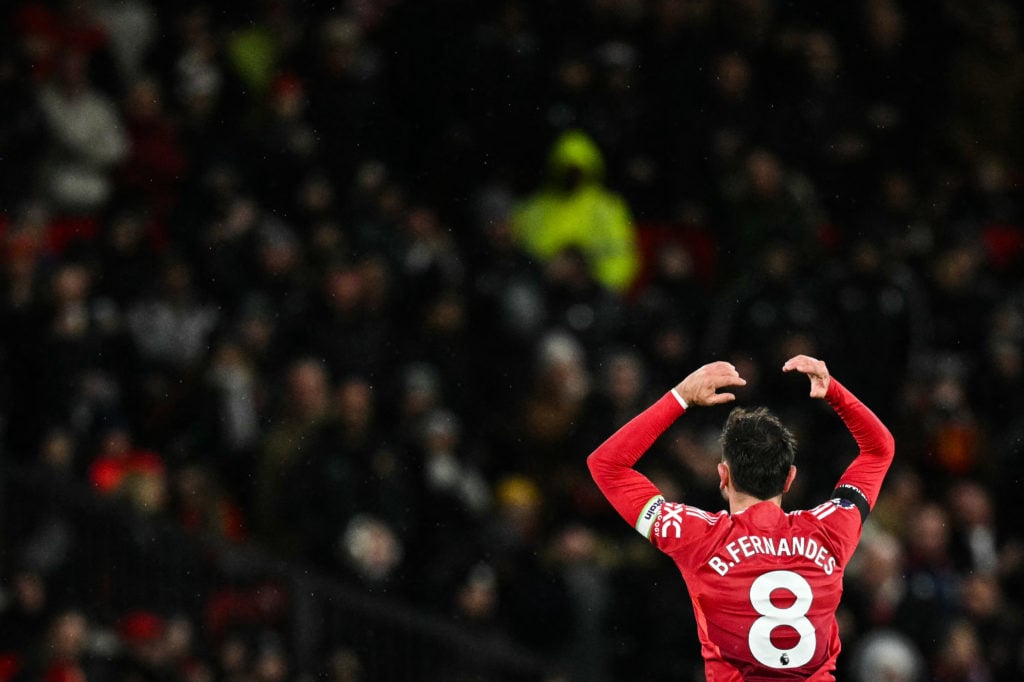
675 362 747 407
782 354 830 398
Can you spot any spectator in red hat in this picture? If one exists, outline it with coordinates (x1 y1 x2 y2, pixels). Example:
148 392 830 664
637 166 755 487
117 610 170 680
88 425 166 504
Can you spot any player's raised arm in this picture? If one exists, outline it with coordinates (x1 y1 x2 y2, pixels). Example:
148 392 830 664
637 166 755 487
783 355 895 520
588 362 746 537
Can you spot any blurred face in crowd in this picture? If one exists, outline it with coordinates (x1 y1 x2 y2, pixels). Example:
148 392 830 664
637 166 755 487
938 621 985 674
270 77 304 119
109 212 146 253
101 427 132 457
53 264 91 306
219 634 249 677
175 464 212 511
456 563 498 622
404 206 442 240
545 248 592 290
49 611 89 660
858 532 903 589
536 333 589 402
13 570 47 614
423 293 465 338
763 243 797 281
423 410 459 453
932 246 980 293
851 241 882 273
804 31 840 82
961 574 1001 620
342 516 403 582
163 261 195 299
652 0 711 30
288 360 329 420
908 504 950 562
254 647 288 682
127 470 169 516
260 235 299 278
556 58 592 94
321 18 361 75
656 242 695 282
725 0 775 40
299 175 335 215
880 172 915 214
556 524 599 564
746 150 783 198
212 341 248 375
989 340 1021 381
715 52 751 100
949 481 993 527
324 266 364 314
496 476 543 540
337 378 373 433
359 257 391 311
605 352 644 407
239 310 274 356
126 78 164 121
328 648 362 682
864 0 904 52
40 428 75 471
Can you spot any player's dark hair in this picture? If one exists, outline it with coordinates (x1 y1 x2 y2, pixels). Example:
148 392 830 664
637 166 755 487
720 407 797 500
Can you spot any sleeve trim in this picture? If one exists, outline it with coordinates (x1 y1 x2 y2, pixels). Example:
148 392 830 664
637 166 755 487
670 388 688 410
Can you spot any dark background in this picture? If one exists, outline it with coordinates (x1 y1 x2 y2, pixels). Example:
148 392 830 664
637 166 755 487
1 0 1023 680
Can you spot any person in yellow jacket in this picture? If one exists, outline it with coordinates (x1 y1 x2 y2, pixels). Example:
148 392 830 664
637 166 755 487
512 130 640 294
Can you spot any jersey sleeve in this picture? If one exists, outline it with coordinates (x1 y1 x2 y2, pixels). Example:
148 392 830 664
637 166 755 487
648 501 725 560
807 498 867 565
587 391 686 539
824 378 896 522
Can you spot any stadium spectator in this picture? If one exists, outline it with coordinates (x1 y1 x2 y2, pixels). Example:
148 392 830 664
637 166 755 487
40 610 93 682
0 568 51 655
3 1 1024 679
849 629 924 682
512 130 640 294
37 48 127 213
118 76 187 220
253 358 330 552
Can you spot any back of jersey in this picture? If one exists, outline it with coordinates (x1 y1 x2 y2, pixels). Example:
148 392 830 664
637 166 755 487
652 499 862 680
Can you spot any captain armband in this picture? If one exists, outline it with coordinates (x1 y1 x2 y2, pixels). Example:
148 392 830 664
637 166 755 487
635 495 665 539
831 484 870 523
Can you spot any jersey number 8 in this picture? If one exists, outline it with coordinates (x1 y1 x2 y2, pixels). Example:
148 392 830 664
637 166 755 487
748 570 816 669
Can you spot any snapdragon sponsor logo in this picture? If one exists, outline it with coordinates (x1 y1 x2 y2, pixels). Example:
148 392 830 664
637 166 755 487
707 535 837 576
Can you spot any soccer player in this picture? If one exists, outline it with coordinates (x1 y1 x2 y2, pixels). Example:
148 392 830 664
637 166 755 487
588 356 894 680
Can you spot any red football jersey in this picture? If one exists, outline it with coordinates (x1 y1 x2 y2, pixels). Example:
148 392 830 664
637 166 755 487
648 497 860 679
589 378 894 681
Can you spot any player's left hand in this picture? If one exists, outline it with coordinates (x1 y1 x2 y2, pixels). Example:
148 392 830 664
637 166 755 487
782 355 830 398
675 362 747 407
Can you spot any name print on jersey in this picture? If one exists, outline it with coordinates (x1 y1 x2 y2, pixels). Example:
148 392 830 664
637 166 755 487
707 534 838 576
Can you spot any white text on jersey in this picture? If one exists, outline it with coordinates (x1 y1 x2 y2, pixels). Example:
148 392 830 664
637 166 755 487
707 535 838 576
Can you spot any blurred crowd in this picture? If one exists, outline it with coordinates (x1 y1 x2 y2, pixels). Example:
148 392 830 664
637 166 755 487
2 0 1024 680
